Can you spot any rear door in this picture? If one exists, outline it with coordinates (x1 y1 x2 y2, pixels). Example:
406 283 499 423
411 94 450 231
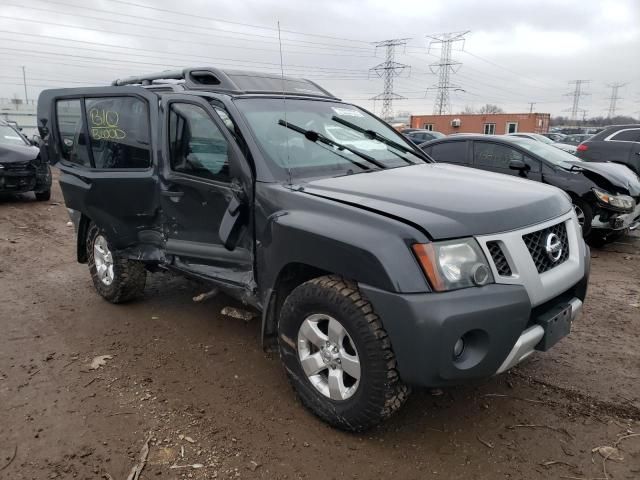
38 87 160 248
608 128 640 174
158 93 254 288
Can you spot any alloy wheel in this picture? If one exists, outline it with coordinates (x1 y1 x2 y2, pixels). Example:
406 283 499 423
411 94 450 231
93 234 115 286
297 313 361 401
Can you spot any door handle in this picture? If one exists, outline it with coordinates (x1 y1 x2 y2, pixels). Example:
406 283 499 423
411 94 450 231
160 189 184 198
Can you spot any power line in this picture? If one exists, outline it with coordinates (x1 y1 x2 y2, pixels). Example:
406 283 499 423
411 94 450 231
606 82 627 117
564 80 590 121
0 14 375 59
18 0 374 53
0 32 373 75
427 31 469 115
104 0 372 45
369 39 411 121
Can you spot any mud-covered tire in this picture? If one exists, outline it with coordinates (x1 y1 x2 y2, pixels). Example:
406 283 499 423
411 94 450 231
278 275 410 431
34 189 51 201
86 223 146 303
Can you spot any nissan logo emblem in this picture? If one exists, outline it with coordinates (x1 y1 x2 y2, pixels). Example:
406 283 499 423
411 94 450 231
545 233 563 262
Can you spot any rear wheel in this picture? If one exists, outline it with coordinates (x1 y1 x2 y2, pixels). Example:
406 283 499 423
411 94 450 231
278 275 410 431
86 223 146 303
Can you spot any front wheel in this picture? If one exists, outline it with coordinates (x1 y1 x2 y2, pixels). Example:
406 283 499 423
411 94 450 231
35 189 51 201
572 199 592 237
86 223 147 303
278 276 410 431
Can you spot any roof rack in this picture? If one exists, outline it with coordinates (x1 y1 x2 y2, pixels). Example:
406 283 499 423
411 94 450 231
111 67 339 99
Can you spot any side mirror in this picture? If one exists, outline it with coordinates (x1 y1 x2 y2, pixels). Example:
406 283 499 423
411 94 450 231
30 135 40 146
509 159 529 171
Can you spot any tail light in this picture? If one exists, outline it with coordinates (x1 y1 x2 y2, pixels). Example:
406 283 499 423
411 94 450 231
576 144 588 152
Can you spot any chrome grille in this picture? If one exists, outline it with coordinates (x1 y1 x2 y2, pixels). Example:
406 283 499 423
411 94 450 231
487 241 512 276
522 222 569 273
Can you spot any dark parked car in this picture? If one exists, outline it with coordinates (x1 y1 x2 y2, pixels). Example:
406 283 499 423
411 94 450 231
0 120 52 200
576 124 640 174
541 132 567 142
508 132 577 154
420 135 640 241
402 128 445 143
38 67 589 431
563 134 592 146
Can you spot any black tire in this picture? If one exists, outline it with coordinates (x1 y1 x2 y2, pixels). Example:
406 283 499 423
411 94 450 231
35 189 51 201
572 199 592 237
86 223 146 303
278 275 410 431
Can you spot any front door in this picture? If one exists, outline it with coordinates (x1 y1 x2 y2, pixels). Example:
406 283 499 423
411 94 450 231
472 141 542 181
38 87 160 248
159 94 254 288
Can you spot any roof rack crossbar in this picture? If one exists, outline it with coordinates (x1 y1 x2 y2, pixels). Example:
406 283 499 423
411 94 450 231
112 70 184 86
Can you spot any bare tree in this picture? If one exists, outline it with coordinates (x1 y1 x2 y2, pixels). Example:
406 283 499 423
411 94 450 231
478 104 504 114
462 105 476 114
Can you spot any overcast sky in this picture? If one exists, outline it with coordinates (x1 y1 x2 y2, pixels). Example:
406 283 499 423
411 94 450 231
0 0 638 118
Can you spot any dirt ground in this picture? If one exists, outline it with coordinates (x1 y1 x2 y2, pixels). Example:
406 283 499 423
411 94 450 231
1 179 639 480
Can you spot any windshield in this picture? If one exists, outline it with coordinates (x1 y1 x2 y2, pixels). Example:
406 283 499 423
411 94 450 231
234 98 426 179
510 138 581 167
0 124 28 146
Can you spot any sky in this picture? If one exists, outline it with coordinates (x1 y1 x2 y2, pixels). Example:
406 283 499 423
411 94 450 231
0 0 639 118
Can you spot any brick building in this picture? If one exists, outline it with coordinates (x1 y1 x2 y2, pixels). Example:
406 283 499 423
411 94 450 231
409 113 550 135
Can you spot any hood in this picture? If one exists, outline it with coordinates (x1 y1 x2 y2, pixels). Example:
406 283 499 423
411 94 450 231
0 143 40 164
562 160 640 196
302 163 571 240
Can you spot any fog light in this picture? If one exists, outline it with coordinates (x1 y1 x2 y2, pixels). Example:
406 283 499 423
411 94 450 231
471 263 490 286
453 338 465 359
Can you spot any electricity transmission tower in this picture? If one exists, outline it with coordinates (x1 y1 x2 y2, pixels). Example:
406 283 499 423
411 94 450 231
427 31 469 115
369 38 411 121
606 82 626 117
564 80 590 121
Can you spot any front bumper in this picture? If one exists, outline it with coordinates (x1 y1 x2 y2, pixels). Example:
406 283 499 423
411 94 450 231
0 162 51 194
359 245 590 388
592 202 640 231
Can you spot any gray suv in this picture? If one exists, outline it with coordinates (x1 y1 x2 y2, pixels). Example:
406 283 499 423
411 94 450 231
37 67 590 431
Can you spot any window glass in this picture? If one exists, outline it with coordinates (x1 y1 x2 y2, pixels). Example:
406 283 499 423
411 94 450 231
86 97 151 169
234 98 424 180
429 141 468 164
169 103 230 181
55 99 91 166
611 129 640 142
474 142 530 170
0 124 28 146
483 123 496 135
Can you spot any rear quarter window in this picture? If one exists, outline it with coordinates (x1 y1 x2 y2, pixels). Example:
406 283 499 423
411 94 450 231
609 129 640 142
428 141 468 165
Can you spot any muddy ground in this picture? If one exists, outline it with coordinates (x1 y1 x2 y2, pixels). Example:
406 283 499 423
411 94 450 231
1 179 639 480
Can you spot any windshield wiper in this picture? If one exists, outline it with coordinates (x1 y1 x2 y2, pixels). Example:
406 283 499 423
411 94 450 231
277 119 387 169
330 116 431 163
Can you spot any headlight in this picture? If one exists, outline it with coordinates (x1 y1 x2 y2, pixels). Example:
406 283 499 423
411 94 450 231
412 238 494 292
592 188 635 212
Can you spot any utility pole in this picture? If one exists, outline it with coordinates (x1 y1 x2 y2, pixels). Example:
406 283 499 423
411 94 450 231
606 82 626 118
563 80 590 122
369 38 411 121
427 31 469 115
21 66 28 104
528 102 536 114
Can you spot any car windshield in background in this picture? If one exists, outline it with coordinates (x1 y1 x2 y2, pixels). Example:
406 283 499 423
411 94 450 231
0 124 28 146
234 98 425 179
510 138 581 167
